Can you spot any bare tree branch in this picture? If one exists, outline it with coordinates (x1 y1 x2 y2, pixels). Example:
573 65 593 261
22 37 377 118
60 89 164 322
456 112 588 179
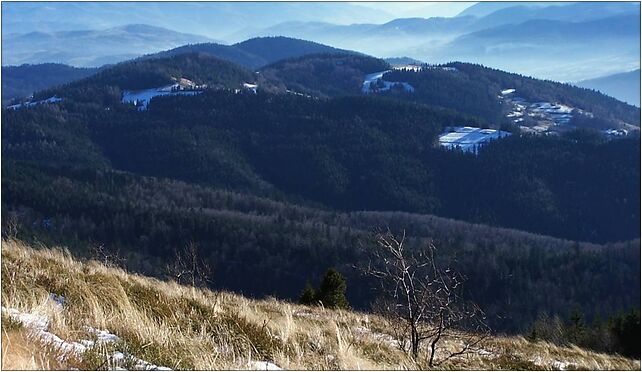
166 241 213 288
360 228 490 366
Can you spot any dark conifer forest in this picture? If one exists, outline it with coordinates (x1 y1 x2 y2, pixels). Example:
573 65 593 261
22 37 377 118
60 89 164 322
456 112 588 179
2 50 640 346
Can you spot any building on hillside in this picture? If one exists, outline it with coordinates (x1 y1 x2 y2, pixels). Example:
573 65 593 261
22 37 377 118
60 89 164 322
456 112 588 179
242 82 258 94
439 126 511 154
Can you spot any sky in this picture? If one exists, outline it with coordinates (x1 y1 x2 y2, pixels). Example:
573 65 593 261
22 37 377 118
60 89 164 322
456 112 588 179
353 2 475 18
3 1 479 38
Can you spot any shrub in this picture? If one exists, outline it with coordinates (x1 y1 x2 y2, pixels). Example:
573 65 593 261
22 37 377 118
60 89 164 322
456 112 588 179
316 268 348 309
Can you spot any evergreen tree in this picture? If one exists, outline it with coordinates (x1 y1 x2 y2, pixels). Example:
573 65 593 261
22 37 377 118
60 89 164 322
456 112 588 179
609 309 640 358
316 268 349 309
298 282 316 305
567 307 586 345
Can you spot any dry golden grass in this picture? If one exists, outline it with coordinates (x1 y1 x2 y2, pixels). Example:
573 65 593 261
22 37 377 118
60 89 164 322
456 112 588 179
1 328 66 370
1 238 639 370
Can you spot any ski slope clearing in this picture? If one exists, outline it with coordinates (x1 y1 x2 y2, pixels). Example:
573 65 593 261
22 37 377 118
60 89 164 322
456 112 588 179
362 70 415 94
7 96 62 110
122 84 202 110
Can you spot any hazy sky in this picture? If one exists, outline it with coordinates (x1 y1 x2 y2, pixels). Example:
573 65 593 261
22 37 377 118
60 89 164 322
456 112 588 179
3 2 479 37
353 2 475 18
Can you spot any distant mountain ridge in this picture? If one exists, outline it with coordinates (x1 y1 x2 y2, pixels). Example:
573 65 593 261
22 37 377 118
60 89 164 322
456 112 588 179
239 2 640 82
2 24 214 67
456 2 572 18
2 36 362 104
411 13 640 82
2 2 393 39
577 69 641 107
142 36 361 69
469 2 639 30
3 2 639 83
2 63 99 105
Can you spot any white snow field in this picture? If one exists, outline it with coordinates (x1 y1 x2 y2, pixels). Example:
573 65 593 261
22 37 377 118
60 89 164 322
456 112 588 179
7 96 63 110
501 88 516 95
122 84 202 110
500 89 577 128
439 126 511 154
362 71 414 94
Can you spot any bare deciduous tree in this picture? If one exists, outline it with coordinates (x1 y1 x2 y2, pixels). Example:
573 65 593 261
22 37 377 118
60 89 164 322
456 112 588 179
90 243 125 268
2 215 20 240
362 229 490 366
167 241 213 288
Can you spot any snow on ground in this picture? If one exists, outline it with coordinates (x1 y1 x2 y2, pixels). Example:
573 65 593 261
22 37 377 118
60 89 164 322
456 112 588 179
2 305 94 362
2 295 171 370
425 66 458 72
501 90 584 130
241 82 259 94
362 70 390 93
530 356 577 371
476 348 497 358
248 360 282 370
85 326 120 344
292 310 321 319
352 325 400 349
7 96 63 110
603 128 628 137
284 89 314 99
439 127 511 154
122 84 202 110
552 360 575 370
392 65 423 72
50 293 65 307
362 71 415 94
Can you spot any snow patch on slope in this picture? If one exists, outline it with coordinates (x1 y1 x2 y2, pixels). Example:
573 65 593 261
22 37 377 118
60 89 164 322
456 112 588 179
2 295 171 370
7 96 63 110
122 84 202 110
362 70 414 94
248 360 282 370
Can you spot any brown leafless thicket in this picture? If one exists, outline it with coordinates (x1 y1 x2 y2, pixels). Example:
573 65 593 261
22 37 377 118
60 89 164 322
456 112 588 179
363 229 490 366
167 241 213 288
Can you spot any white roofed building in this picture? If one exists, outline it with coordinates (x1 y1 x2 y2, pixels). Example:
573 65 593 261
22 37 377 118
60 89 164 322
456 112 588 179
439 126 511 154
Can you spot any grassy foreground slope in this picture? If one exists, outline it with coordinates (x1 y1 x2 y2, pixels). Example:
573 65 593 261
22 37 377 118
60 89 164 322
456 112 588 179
1 239 638 370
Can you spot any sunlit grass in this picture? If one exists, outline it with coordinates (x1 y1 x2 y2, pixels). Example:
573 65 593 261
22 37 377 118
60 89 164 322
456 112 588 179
1 238 638 370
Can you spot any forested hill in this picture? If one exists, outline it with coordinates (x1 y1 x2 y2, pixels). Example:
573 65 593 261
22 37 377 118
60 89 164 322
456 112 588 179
3 158 641 334
257 53 640 128
142 36 359 69
260 53 390 96
2 37 356 105
2 63 99 105
36 53 255 103
383 62 641 126
4 85 639 244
